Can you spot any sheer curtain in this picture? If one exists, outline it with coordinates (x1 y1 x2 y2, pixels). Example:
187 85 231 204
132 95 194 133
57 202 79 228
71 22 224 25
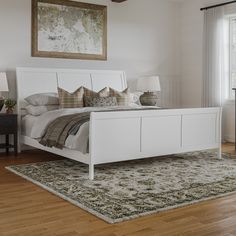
202 6 228 107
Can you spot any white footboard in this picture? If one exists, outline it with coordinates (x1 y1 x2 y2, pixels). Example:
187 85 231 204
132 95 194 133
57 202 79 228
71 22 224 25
89 108 222 179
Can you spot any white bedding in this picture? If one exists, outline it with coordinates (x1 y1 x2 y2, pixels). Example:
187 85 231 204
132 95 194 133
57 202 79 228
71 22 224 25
22 112 89 153
22 115 39 137
24 105 145 153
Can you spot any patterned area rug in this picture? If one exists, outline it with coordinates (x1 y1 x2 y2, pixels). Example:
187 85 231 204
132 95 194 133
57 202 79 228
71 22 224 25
6 151 236 223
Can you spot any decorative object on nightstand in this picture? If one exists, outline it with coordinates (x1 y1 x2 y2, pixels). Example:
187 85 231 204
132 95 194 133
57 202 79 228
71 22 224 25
137 76 161 106
0 72 9 111
4 99 16 114
0 113 18 156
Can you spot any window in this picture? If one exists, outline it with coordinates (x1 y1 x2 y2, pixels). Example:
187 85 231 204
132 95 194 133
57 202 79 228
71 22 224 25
229 17 236 98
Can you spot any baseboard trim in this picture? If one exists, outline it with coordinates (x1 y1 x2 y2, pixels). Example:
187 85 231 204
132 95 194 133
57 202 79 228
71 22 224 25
224 135 235 143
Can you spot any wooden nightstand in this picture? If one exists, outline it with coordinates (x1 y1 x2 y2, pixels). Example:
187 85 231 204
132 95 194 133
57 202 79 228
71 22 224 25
0 114 18 156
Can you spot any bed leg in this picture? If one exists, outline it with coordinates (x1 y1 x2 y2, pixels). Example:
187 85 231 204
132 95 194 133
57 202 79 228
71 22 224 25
89 164 94 180
217 146 222 159
217 108 222 159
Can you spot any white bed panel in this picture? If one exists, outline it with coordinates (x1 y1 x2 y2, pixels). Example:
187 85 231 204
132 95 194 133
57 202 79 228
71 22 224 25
57 72 92 93
17 71 58 109
141 116 182 154
91 72 126 91
91 118 141 164
17 71 58 97
182 113 217 148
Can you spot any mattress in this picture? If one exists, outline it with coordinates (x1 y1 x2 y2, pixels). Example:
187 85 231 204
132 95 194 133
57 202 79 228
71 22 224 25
22 111 89 153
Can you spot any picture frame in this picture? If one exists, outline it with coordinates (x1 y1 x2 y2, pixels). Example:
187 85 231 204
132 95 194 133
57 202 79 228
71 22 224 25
32 0 107 60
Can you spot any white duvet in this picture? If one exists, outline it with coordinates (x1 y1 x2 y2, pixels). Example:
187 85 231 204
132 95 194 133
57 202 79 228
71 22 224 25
28 105 144 153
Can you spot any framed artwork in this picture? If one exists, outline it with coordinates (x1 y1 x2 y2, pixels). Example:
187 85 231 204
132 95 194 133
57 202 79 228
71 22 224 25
32 0 107 60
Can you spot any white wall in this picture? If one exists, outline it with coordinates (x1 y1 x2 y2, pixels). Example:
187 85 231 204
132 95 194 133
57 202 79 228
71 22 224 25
179 0 235 141
0 0 181 108
179 0 230 108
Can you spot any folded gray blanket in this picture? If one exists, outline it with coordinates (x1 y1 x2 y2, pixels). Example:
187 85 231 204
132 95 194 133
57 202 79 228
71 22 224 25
40 112 90 149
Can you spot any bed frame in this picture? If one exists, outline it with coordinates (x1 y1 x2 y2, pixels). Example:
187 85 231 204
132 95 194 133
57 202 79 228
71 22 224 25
17 67 222 180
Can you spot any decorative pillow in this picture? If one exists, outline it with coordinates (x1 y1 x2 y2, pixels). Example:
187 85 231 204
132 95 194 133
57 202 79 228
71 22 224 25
25 105 59 116
83 87 109 98
130 92 142 105
58 87 84 108
84 96 118 107
25 93 59 106
109 88 131 106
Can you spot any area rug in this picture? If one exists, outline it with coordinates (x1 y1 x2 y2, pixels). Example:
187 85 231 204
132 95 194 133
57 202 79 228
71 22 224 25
6 151 236 223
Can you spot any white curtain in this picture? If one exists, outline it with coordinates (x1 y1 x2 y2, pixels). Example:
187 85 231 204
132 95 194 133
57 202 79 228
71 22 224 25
202 7 228 107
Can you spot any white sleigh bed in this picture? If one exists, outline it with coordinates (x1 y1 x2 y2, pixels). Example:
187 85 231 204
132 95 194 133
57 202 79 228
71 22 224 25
17 67 222 180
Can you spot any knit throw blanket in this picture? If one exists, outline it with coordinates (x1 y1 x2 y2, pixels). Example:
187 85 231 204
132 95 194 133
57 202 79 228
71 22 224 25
39 112 90 149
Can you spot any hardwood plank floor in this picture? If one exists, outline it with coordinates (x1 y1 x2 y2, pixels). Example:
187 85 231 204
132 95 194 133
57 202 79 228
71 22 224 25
1 145 236 236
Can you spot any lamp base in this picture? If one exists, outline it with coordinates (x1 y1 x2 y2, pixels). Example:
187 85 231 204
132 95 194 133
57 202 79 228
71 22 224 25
0 99 4 112
139 92 158 106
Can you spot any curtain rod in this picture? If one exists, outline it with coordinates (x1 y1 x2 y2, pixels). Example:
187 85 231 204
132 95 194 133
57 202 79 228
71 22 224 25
200 0 236 11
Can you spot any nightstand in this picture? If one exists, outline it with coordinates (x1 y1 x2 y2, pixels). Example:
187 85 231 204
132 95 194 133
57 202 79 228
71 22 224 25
0 114 18 156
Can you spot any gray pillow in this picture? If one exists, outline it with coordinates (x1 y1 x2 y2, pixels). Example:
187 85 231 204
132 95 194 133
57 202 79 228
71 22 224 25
25 93 59 106
25 105 59 116
84 96 118 107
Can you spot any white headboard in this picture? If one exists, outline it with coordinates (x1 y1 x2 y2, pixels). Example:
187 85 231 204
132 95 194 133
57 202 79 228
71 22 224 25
16 67 127 115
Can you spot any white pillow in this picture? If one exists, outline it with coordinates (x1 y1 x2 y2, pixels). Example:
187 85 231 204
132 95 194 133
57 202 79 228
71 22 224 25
25 93 59 106
130 92 142 105
25 105 59 116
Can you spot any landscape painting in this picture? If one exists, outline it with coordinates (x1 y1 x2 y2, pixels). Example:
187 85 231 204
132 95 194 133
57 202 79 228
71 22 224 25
32 0 107 60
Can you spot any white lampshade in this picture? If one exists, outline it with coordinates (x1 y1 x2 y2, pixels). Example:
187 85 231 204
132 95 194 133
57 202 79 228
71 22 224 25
137 76 161 92
0 72 9 92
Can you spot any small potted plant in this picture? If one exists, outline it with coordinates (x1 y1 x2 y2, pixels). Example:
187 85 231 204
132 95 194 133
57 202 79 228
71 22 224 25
4 99 16 114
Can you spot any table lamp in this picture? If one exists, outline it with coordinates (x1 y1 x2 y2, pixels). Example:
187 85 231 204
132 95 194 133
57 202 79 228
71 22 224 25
136 76 161 106
0 72 9 111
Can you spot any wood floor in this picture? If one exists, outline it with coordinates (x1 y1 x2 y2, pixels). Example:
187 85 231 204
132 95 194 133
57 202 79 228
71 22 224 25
1 144 236 236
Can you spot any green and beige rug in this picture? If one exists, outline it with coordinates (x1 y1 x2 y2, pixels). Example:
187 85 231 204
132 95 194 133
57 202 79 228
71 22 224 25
6 151 236 223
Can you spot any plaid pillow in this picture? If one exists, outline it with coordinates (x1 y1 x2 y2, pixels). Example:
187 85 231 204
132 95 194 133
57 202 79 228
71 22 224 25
109 88 131 106
58 87 84 108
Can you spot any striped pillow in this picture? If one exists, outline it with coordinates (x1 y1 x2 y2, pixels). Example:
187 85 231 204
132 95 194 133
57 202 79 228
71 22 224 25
58 87 84 108
83 87 109 98
109 88 131 106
